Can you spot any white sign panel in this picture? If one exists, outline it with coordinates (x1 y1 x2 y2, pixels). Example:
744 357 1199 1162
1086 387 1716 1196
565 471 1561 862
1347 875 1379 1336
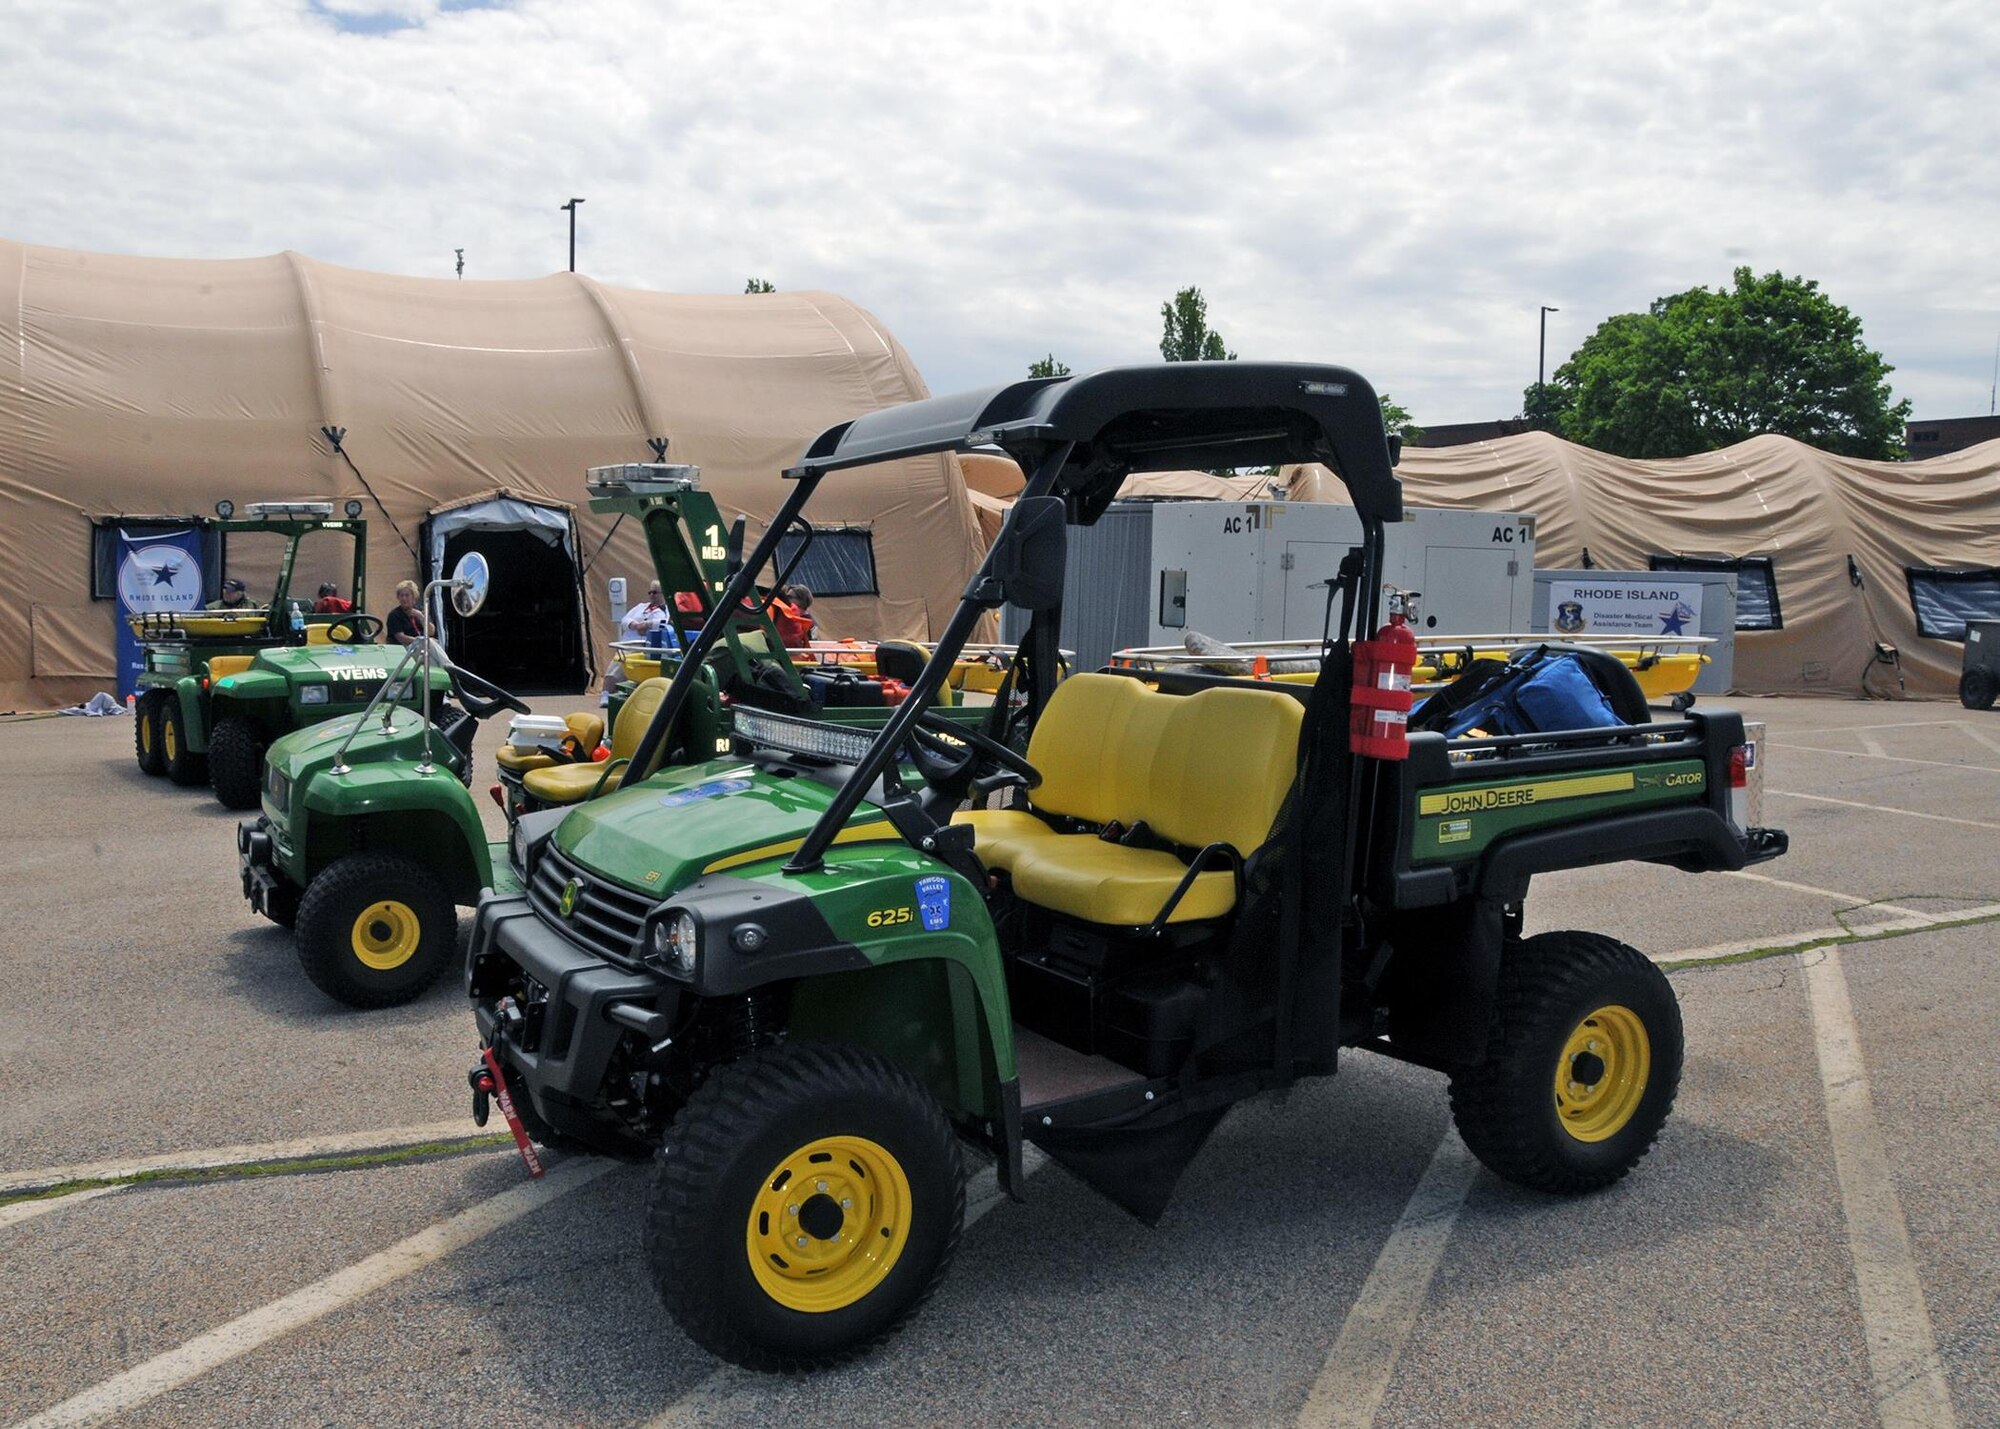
1547 578 1702 638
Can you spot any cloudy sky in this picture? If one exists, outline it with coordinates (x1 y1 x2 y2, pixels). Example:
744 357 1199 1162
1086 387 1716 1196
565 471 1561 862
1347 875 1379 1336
4 0 1996 423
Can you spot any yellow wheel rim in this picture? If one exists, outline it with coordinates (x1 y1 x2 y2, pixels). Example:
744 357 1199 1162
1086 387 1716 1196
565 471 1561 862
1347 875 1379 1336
746 1134 911 1313
350 900 422 970
1554 1004 1651 1143
139 716 153 755
163 717 177 761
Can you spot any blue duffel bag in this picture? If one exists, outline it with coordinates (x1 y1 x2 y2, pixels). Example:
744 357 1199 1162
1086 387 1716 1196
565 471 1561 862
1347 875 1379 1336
1431 650 1623 737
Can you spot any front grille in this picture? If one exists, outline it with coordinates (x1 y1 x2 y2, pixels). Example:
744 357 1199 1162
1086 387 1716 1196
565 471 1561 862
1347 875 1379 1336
527 843 654 968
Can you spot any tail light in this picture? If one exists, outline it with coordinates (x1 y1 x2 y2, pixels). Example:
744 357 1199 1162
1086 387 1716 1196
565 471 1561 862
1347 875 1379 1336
1728 743 1754 789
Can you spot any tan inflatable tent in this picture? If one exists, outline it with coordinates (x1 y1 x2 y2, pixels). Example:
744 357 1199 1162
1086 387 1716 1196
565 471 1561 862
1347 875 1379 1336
0 240 985 710
1285 431 2000 697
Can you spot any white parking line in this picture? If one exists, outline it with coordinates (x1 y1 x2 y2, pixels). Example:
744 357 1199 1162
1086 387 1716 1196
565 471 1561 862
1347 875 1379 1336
1661 902 2000 966
1765 788 2000 832
1769 743 2000 776
1802 948 1956 1429
1724 870 1927 922
643 1147 1049 1427
0 1185 125 1231
16 1158 614 1429
0 1121 493 1197
1781 720 1968 736
1956 721 2000 759
1297 1130 1481 1429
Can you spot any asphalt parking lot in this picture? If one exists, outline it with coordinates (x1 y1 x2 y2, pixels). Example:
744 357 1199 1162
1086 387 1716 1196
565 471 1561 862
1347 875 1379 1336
3 694 1996 1427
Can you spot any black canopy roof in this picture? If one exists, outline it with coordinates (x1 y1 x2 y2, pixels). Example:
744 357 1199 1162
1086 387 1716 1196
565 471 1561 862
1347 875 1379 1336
788 361 1403 524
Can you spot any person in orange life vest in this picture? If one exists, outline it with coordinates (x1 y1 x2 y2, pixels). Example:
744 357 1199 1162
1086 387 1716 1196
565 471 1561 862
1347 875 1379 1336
313 581 354 614
771 584 816 648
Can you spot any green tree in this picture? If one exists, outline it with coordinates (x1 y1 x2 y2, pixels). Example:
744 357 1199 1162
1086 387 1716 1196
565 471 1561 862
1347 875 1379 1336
1529 268 1910 458
1159 286 1236 362
1378 393 1422 444
1028 354 1071 378
1520 379 1565 434
744 277 775 294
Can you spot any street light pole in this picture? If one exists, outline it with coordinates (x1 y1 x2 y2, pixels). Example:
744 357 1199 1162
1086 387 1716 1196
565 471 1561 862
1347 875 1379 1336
1539 305 1560 389
560 197 585 272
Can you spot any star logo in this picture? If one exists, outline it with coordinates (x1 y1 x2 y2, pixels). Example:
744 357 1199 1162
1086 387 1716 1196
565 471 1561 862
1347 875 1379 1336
149 560 181 587
1658 609 1688 635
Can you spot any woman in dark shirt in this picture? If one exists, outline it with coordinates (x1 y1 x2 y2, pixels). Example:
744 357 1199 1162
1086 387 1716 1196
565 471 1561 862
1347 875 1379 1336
386 579 429 646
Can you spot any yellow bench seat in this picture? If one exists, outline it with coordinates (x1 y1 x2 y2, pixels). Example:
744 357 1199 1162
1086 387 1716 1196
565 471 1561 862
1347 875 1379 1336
952 673 1300 928
521 680 666 806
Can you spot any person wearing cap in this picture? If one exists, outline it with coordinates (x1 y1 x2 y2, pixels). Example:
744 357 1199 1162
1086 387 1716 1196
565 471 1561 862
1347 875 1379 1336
603 582 675 705
313 581 354 615
207 578 253 610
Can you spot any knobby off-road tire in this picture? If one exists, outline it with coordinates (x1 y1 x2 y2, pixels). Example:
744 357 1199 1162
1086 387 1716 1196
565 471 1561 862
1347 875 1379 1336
645 1041 965 1371
1449 930 1683 1194
160 698 208 787
295 851 456 1009
1961 669 1998 711
134 692 168 776
208 716 266 810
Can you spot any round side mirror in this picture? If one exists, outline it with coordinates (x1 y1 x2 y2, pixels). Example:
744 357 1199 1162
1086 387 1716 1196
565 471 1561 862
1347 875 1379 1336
451 551 491 617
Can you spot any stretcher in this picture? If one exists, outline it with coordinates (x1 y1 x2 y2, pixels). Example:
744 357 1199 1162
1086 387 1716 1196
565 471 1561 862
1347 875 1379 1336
1112 631 1713 703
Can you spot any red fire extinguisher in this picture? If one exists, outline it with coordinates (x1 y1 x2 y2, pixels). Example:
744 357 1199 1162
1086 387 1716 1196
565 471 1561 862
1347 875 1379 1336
1350 598 1418 760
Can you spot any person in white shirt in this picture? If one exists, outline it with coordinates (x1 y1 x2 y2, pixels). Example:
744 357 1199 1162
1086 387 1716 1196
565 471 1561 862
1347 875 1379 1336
601 583 674 705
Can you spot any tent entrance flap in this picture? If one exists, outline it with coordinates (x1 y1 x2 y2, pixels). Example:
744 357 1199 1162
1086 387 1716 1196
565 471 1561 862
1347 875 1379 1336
421 496 588 694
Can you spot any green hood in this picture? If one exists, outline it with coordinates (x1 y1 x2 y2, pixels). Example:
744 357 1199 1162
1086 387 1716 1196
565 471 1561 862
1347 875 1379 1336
269 706 435 782
554 762 894 896
243 645 451 697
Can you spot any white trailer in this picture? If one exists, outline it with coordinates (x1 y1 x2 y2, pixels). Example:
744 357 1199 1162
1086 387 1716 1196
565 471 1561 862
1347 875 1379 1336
1148 500 1536 645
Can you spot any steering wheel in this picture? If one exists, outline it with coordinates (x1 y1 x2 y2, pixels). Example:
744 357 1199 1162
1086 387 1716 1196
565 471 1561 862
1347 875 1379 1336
447 662 531 718
325 614 385 643
906 708 1041 800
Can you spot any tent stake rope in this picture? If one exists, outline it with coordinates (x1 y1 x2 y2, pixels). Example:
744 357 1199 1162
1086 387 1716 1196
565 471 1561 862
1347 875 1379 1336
321 426 419 562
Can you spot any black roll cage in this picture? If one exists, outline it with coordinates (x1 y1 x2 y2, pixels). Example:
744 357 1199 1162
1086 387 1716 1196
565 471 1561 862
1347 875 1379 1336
617 361 1404 873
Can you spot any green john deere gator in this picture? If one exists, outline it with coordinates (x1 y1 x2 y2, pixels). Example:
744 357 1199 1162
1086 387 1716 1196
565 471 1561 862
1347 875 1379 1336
130 498 448 809
464 362 1789 1370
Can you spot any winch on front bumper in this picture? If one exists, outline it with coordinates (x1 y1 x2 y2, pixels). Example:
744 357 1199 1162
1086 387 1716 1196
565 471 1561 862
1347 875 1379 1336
466 889 675 1153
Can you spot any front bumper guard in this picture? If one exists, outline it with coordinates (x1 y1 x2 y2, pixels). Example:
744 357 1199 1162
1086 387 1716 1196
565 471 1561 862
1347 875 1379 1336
467 890 669 1147
237 816 291 919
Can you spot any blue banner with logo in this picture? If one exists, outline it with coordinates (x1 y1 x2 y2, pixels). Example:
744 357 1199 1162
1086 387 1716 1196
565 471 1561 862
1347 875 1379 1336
115 527 206 698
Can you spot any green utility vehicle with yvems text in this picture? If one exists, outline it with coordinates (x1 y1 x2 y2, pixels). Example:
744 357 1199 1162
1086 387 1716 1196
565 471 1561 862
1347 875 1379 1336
465 363 1788 1370
131 498 448 809
238 554 536 1006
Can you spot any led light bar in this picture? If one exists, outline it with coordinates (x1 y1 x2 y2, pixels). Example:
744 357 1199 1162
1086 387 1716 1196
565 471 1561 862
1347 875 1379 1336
242 501 335 518
585 463 702 496
730 707 875 765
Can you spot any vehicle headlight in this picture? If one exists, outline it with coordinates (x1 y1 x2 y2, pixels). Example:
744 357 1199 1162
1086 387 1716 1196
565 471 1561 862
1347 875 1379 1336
647 910 699 976
509 821 527 874
300 685 329 705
